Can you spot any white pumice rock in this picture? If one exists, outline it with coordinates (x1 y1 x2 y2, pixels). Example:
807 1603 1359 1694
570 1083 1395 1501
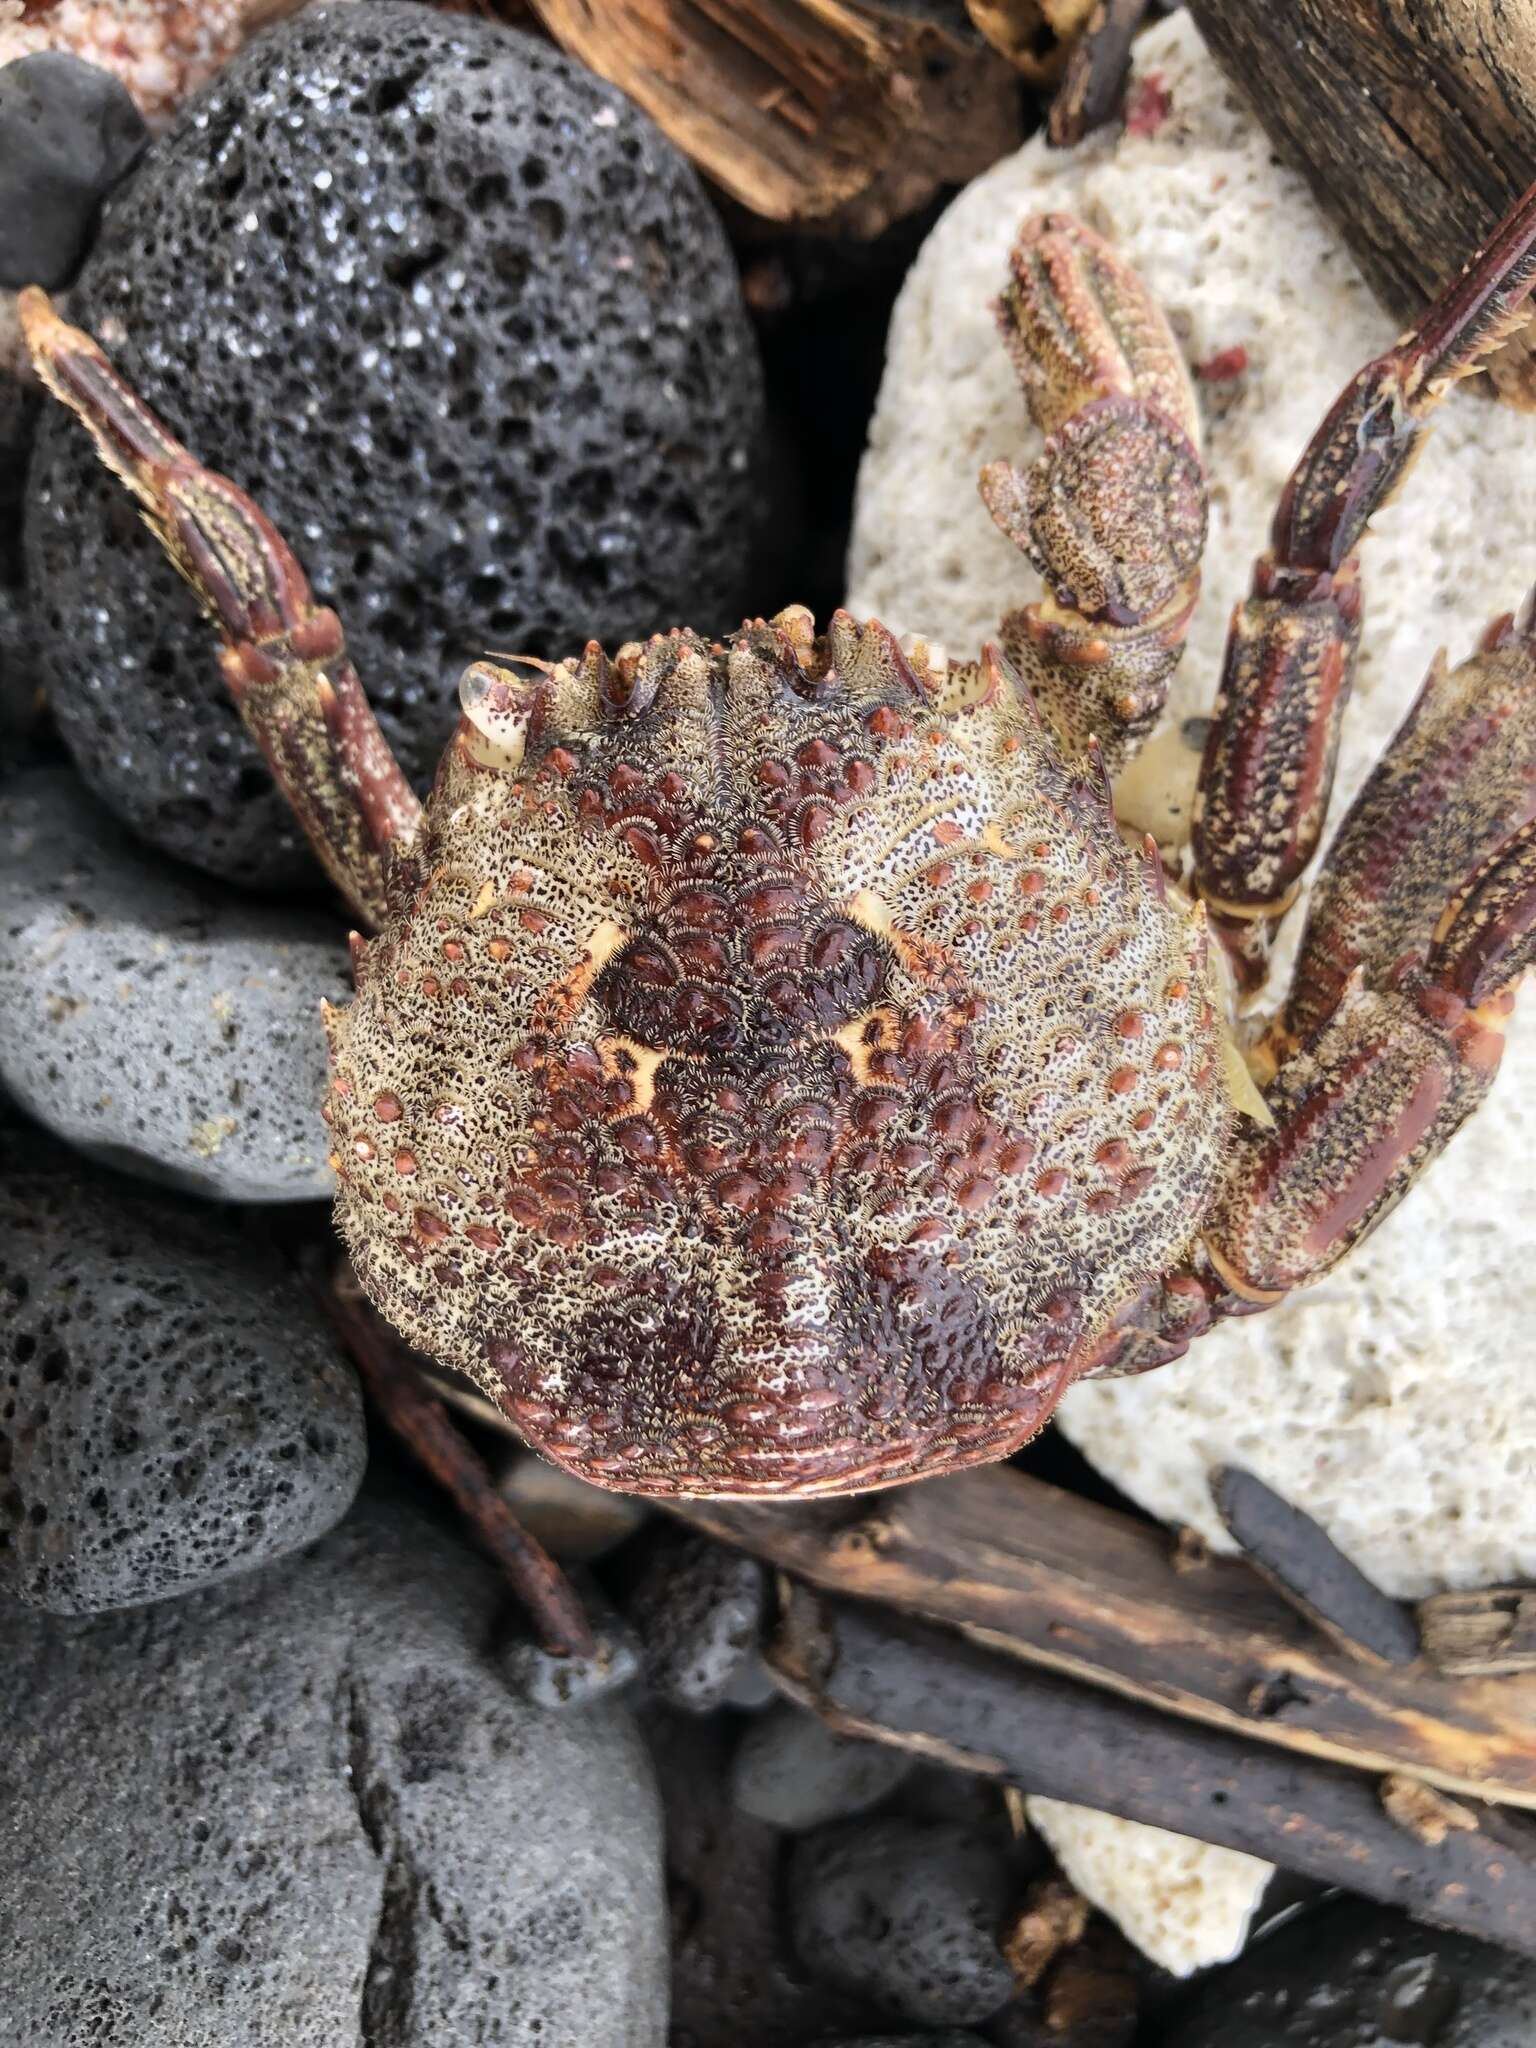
848 5 1536 1971
847 3 1536 1603
1026 1798 1271 1979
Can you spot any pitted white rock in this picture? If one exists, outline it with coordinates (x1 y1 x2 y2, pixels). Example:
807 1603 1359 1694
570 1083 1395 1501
847 5 1536 1604
848 9 1536 1974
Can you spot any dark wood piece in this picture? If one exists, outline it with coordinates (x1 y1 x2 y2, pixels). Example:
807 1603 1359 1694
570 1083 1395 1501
324 1277 597 1660
1211 1464 1421 1668
664 1462 1536 1806
1047 0 1152 146
772 1588 1536 1956
1184 0 1536 406
1419 1587 1536 1677
526 0 1024 233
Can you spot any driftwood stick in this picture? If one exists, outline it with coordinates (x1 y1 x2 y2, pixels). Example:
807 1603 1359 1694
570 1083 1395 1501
1046 0 1152 146
1210 1464 1421 1669
771 1589 1536 1957
324 1280 597 1660
1184 0 1536 407
1419 1587 1536 1677
664 1462 1536 1807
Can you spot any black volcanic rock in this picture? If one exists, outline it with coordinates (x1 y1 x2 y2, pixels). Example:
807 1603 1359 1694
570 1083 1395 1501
26 2 764 887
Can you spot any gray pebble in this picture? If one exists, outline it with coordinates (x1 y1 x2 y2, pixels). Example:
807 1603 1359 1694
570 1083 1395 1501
625 1526 767 1711
790 1817 1017 2028
0 1162 364 1613
1162 1895 1536 2047
0 769 347 1200
732 1701 914 1831
720 1648 781 1711
501 1603 642 1712
0 53 147 290
498 1450 650 1562
0 1491 668 2045
647 1703 875 2048
27 1 763 888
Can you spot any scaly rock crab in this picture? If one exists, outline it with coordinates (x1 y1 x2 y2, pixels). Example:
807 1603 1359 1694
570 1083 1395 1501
19 185 1536 1509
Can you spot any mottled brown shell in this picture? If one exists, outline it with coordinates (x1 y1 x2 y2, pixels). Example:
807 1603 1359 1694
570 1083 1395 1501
324 611 1230 1496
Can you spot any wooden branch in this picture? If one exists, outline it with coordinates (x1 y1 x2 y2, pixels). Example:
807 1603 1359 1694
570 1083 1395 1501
1184 0 1536 407
1046 0 1150 146
771 1589 1536 1957
664 1461 1536 1808
525 0 1024 232
1420 1587 1536 1677
1211 1464 1421 1669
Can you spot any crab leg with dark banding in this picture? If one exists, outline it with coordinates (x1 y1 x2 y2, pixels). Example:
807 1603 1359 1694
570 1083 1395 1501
18 287 421 932
1190 179 1536 987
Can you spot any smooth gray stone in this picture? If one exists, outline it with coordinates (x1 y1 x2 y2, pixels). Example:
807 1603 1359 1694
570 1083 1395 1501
732 1700 914 1831
0 1161 364 1613
0 769 347 1200
0 1493 670 2046
0 52 146 290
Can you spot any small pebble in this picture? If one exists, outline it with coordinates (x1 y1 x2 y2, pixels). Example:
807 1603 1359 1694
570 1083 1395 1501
646 1703 875 2045
497 1451 649 1563
0 1161 364 1613
790 1817 1017 2027
501 1605 642 1712
0 52 147 289
731 1701 914 1831
720 1648 781 1711
625 1527 767 1712
0 770 347 1201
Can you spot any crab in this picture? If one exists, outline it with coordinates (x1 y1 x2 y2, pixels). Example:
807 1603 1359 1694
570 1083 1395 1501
18 185 1536 1518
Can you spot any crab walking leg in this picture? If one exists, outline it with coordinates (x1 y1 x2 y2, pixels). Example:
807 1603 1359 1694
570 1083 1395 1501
980 213 1207 774
1085 814 1536 1375
1191 180 1536 987
1273 600 1536 1058
18 289 420 931
1203 814 1536 1300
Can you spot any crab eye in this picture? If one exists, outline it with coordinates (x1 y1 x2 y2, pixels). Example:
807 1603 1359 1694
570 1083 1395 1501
457 661 532 772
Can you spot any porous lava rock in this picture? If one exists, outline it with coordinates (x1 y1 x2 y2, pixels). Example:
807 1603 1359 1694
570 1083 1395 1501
625 1525 768 1712
26 0 764 888
0 1490 669 2045
0 1162 364 1614
0 51 147 289
1161 1896 1536 2047
790 1816 1017 2027
0 770 346 1200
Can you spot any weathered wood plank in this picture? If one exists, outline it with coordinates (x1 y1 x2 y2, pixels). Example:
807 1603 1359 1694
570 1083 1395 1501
772 1589 1536 1956
526 0 1023 231
1420 1587 1536 1677
665 1461 1536 1806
